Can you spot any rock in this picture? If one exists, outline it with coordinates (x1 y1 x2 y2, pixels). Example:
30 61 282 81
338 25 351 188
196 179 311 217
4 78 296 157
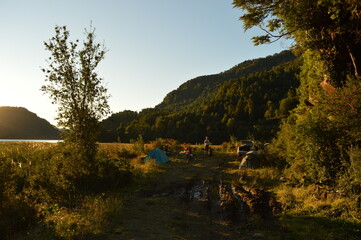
188 180 208 201
149 180 281 223
239 152 260 169
232 184 280 219
218 182 240 221
253 232 265 238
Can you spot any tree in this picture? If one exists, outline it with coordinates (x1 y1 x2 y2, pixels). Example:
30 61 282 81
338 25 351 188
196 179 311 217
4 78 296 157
233 0 361 86
41 25 110 161
234 1 361 188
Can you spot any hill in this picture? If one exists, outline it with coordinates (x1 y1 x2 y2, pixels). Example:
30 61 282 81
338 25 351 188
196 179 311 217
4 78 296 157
0 107 60 139
100 50 301 143
156 50 296 111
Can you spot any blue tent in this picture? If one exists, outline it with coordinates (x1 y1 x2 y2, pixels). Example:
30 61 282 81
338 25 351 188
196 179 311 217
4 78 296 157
144 148 170 164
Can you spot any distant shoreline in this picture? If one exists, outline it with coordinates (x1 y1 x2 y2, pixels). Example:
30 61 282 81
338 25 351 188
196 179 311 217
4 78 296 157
0 139 63 143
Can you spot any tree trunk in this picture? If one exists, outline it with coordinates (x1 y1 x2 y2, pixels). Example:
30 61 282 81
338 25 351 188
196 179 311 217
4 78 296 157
346 42 360 79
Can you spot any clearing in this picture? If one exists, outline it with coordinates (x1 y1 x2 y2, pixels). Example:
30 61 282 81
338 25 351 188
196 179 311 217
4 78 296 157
91 151 360 240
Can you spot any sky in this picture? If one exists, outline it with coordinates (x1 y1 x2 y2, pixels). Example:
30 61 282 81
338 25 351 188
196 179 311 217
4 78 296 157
0 0 291 126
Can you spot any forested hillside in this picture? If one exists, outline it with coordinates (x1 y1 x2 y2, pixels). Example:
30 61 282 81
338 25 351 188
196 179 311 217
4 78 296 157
100 51 300 143
0 107 60 139
157 50 296 110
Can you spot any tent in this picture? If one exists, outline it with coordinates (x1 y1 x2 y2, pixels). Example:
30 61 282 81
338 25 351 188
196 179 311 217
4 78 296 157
144 148 170 164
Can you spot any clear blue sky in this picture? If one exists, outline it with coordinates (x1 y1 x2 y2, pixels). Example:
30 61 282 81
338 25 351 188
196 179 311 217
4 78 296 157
0 0 291 126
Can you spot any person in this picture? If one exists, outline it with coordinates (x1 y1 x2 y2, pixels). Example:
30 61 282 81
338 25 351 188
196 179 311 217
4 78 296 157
204 136 210 155
163 144 172 156
180 146 194 162
184 146 192 155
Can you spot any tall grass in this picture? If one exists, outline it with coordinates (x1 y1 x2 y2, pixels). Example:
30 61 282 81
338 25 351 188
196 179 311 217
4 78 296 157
0 142 136 239
234 156 360 222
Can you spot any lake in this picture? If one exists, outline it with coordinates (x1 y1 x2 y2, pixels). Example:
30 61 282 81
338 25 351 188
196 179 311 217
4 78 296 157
0 139 62 143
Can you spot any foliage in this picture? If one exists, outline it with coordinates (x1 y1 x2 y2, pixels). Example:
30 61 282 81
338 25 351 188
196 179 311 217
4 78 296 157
276 184 360 220
232 0 361 87
339 146 361 196
233 0 361 198
237 168 282 190
0 143 134 239
147 138 182 153
99 110 138 142
41 25 110 161
323 77 361 142
45 193 124 239
269 76 361 188
130 135 146 154
92 157 133 192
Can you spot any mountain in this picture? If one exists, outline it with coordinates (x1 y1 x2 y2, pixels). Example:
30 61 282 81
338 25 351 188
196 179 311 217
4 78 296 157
0 107 60 139
156 50 296 111
99 50 301 143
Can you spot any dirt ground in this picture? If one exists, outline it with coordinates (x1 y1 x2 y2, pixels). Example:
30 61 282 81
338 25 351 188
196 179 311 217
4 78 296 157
93 152 249 240
91 151 361 240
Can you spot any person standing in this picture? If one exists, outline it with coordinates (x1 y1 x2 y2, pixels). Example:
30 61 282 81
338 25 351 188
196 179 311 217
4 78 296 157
204 136 210 155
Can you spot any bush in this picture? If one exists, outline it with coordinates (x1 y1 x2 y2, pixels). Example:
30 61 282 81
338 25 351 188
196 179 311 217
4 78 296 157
0 142 134 239
270 105 349 185
148 138 182 153
117 148 138 159
338 146 361 196
130 135 146 154
0 194 35 238
92 157 133 191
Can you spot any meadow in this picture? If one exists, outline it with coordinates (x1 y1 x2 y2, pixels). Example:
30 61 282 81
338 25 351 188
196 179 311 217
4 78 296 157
0 140 360 240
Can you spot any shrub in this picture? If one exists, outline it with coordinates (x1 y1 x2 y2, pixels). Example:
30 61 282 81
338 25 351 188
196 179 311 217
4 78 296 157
237 168 281 190
117 148 138 159
148 138 182 153
0 142 134 239
337 145 361 206
271 77 361 189
0 193 35 238
98 143 139 159
130 135 145 154
92 157 133 191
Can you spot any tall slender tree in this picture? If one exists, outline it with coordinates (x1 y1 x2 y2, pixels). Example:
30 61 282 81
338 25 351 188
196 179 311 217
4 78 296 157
41 25 110 161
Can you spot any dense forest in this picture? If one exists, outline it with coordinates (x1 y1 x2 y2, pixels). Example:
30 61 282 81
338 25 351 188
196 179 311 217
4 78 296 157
100 50 300 143
0 107 60 139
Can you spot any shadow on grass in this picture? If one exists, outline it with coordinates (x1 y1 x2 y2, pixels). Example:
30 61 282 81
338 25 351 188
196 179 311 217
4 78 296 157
273 215 361 240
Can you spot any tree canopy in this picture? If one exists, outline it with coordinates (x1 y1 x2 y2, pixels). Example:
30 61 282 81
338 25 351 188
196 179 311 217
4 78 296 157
233 0 361 87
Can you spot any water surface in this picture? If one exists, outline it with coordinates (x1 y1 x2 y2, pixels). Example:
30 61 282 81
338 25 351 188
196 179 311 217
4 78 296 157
0 139 62 143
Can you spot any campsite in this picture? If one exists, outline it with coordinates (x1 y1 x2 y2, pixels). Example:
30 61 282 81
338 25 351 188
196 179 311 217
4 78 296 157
1 1 361 239
1 141 359 240
102 143 360 240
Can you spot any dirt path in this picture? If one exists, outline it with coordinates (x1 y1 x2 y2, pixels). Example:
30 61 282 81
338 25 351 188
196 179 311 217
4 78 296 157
95 153 245 240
